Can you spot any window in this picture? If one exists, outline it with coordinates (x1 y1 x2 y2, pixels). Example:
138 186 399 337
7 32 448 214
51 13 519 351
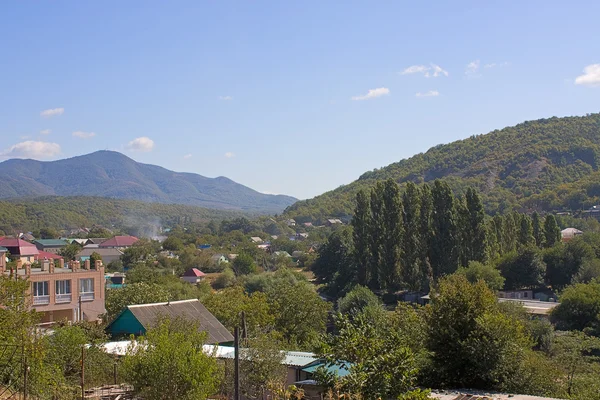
33 281 49 296
80 278 94 293
56 280 71 295
32 281 49 305
79 278 94 301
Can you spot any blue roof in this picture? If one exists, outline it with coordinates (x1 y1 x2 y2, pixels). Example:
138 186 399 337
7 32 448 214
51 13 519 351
0 246 7 252
302 361 352 377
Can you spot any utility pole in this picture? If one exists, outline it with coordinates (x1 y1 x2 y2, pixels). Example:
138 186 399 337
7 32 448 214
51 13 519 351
81 346 85 400
234 326 240 400
79 295 82 322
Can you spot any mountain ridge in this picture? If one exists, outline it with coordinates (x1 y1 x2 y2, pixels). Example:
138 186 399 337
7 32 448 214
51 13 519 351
0 151 296 214
284 112 600 221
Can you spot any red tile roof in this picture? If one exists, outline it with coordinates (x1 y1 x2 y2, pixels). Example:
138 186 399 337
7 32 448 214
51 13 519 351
99 236 139 248
0 238 39 256
35 251 64 261
183 268 206 277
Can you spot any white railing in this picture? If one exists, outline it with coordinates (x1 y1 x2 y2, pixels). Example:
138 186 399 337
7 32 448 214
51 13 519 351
80 292 94 302
33 295 50 305
56 294 72 303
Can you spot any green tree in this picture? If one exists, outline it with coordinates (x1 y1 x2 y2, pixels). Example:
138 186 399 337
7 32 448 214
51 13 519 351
368 181 385 289
311 226 355 294
237 333 287 399
213 267 236 289
316 311 430 400
232 252 257 276
337 285 381 316
123 318 221 400
544 240 594 290
380 179 403 291
430 180 459 277
551 331 600 398
463 187 489 264
418 184 434 291
266 280 331 348
455 261 505 291
39 227 60 239
203 286 274 334
352 190 371 286
501 214 518 254
532 212 544 248
89 251 102 266
498 247 546 290
59 242 82 261
518 214 535 248
162 236 184 252
401 181 422 290
551 280 600 336
425 275 531 390
105 282 170 322
544 215 561 248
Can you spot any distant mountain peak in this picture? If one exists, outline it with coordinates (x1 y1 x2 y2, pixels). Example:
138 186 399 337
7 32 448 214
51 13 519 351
0 151 297 214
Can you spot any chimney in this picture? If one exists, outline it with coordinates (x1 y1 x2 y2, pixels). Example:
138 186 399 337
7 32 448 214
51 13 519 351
84 260 91 270
49 262 55 274
25 263 31 276
58 259 65 269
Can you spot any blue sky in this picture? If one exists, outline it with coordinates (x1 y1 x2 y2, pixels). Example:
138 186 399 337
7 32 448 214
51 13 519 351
1 1 599 199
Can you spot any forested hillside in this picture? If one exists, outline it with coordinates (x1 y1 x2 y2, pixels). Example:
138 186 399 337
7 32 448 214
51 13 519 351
285 113 600 221
0 151 297 213
0 196 246 235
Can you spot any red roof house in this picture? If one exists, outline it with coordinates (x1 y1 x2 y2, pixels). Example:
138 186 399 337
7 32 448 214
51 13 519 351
35 251 64 261
99 236 139 249
0 238 39 262
180 268 206 284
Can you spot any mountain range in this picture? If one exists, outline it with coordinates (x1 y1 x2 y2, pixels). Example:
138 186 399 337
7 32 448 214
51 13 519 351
285 112 600 221
0 151 297 214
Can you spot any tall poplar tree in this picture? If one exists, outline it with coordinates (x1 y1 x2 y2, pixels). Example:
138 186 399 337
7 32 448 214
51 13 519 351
464 187 489 263
493 215 504 255
419 184 434 291
401 181 421 290
518 214 535 248
380 179 403 291
532 211 544 248
430 180 459 277
502 214 517 254
544 214 561 248
352 190 371 286
368 182 385 290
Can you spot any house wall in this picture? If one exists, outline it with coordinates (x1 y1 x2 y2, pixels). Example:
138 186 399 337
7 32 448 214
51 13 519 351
108 309 146 338
181 276 201 284
27 266 106 322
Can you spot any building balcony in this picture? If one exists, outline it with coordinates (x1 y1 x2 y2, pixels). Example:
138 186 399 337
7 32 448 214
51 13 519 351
33 295 50 305
56 294 72 304
80 292 95 302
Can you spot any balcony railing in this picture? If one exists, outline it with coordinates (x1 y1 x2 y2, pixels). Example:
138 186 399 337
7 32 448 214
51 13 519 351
80 292 94 302
33 295 50 305
56 293 72 304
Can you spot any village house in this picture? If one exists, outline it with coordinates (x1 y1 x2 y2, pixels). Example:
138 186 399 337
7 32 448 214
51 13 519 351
250 236 263 244
77 247 124 265
285 219 296 227
33 239 68 254
106 299 234 344
325 218 343 226
0 237 40 263
561 227 583 242
99 235 139 249
180 268 206 284
0 256 106 324
211 253 228 266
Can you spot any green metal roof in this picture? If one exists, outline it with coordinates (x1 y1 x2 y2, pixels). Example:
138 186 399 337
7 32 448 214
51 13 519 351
33 239 68 246
302 361 352 377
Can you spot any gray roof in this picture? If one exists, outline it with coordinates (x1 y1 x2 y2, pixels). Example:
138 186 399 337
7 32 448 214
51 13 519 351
126 299 233 344
77 248 123 257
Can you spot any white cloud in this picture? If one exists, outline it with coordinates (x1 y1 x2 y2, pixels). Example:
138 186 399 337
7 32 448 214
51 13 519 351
575 64 600 86
351 87 390 101
465 60 480 76
401 63 448 78
224 152 235 158
40 129 51 135
126 137 155 152
40 108 64 118
219 96 233 101
183 153 192 159
415 90 440 98
1 141 61 159
72 131 96 139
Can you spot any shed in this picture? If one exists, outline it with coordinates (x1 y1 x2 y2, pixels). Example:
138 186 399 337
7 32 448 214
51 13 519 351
106 299 233 344
181 268 206 284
